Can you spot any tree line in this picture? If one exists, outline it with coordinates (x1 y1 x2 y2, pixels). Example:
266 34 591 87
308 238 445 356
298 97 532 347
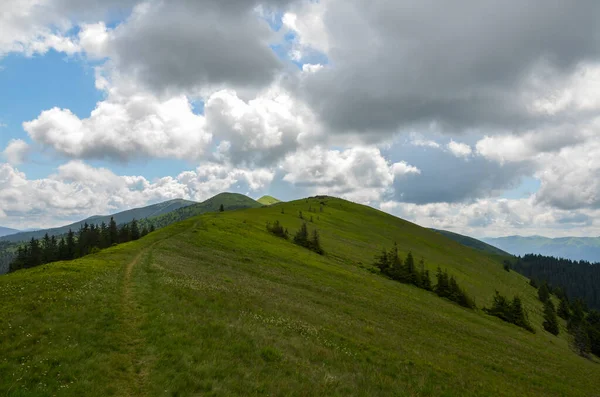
10 218 154 272
532 280 600 357
512 254 600 310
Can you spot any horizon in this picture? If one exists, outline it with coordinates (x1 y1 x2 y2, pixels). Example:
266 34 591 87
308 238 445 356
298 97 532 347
2 1 600 238
3 192 600 241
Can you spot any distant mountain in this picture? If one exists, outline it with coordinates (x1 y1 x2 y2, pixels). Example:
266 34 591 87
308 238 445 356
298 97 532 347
0 227 19 238
0 199 196 243
257 195 281 206
431 229 511 257
482 235 600 262
140 192 262 230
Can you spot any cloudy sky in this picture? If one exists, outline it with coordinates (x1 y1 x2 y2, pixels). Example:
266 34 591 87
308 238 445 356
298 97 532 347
1 0 600 237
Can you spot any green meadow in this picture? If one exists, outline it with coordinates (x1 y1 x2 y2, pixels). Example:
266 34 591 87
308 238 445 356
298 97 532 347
1 197 599 396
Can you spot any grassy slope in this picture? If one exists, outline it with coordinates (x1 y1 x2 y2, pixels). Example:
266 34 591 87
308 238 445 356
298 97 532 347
431 229 511 257
0 199 196 243
257 195 282 206
1 197 599 396
140 192 262 230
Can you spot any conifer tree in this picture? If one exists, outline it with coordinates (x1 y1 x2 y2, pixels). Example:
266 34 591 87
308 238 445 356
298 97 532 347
219 204 224 212
538 282 550 303
150 223 156 233
28 238 42 268
108 217 118 246
130 219 140 241
66 229 76 260
375 249 390 275
310 229 324 255
543 300 560 335
293 223 309 247
58 237 67 261
434 267 450 298
558 297 571 320
573 325 591 357
405 252 416 284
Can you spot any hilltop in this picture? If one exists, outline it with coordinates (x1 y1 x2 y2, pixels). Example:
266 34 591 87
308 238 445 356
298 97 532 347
257 195 281 205
0 196 598 395
140 192 261 230
0 198 195 243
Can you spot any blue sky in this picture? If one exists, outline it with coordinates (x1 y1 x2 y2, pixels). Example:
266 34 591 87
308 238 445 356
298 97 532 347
1 0 600 238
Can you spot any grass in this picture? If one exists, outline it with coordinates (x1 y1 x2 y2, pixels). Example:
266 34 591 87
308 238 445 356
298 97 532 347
257 195 282 206
1 196 599 396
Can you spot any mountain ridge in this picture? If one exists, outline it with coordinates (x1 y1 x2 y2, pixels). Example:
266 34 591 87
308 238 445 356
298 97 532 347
1 195 598 395
483 235 600 262
0 198 196 243
0 226 19 238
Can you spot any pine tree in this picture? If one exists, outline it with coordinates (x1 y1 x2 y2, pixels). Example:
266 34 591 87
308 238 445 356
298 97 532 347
119 223 131 244
108 217 118 246
573 325 591 357
558 297 571 320
434 267 450 298
100 222 108 248
66 229 76 260
421 269 432 291
293 223 309 247
219 204 224 212
41 233 53 263
375 249 390 275
543 300 560 335
58 237 67 261
538 282 550 303
130 219 141 240
28 238 42 268
310 229 324 255
509 296 534 332
405 252 416 284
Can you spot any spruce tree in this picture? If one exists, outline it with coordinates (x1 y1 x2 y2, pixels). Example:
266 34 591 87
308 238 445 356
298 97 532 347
293 223 309 247
219 204 224 212
310 229 324 255
543 300 560 336
573 325 591 357
108 217 118 246
130 219 141 241
375 249 390 275
66 229 76 260
538 282 550 303
558 297 571 320
434 267 450 298
405 252 416 284
58 237 67 261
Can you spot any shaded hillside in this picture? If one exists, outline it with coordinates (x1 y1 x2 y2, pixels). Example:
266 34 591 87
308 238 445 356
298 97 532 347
0 199 195 243
431 229 511 257
257 195 281 205
513 254 600 310
1 196 598 396
0 227 19 238
483 235 600 262
140 192 261 230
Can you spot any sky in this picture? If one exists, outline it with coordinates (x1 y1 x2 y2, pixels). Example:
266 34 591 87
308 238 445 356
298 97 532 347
1 0 600 238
